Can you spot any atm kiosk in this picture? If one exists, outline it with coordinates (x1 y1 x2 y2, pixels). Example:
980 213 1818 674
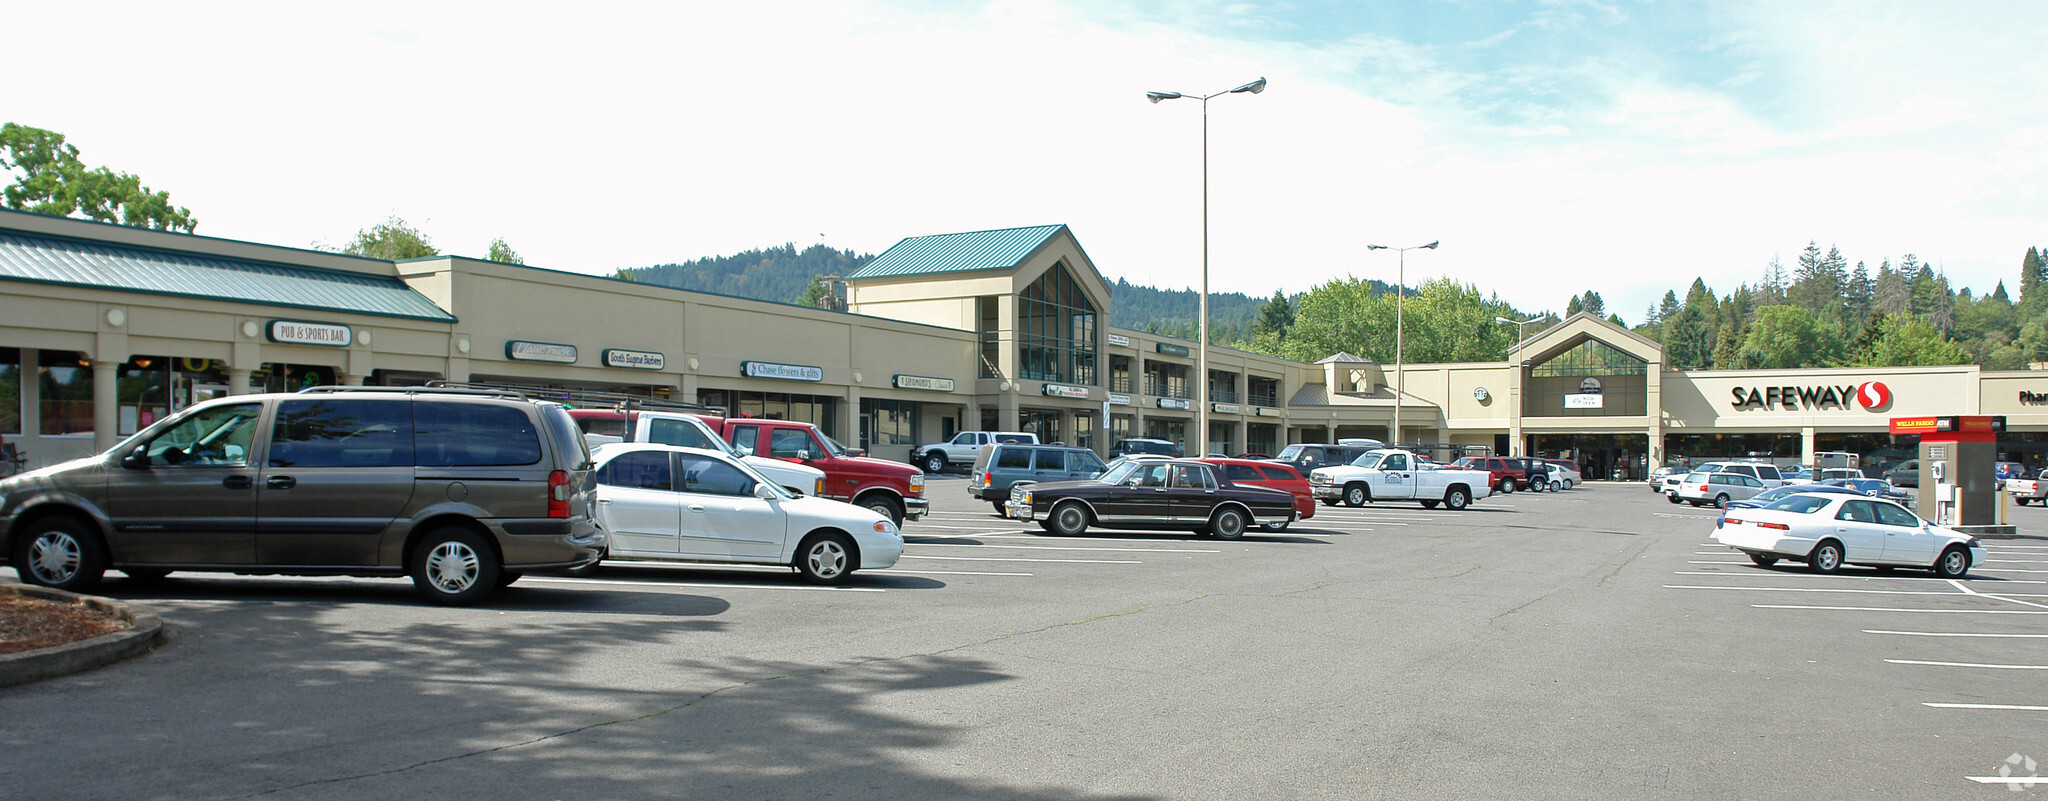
1889 415 2009 534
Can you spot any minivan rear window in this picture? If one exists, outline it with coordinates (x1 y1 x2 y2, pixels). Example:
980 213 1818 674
417 403 543 466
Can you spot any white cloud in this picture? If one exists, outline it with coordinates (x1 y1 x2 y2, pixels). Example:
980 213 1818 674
5 0 2043 324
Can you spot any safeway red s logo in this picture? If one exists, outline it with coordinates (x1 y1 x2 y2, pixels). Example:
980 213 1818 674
1858 381 1892 410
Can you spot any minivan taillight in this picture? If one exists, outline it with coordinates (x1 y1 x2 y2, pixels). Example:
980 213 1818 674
548 470 572 518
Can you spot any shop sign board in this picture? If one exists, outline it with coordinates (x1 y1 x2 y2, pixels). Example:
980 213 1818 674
1213 403 1242 414
601 349 665 370
893 374 955 392
1255 407 1280 417
1156 342 1191 357
1563 393 1604 409
2022 390 2048 406
1578 377 1602 395
506 340 578 363
1042 383 1091 399
1730 381 1891 411
1158 398 1191 410
1107 334 1132 348
742 361 824 382
1107 392 1132 406
1889 415 2004 436
267 320 352 347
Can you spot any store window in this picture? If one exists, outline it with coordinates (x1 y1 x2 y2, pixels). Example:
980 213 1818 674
1019 408 1064 445
1017 263 1099 385
863 398 919 447
38 351 92 436
0 347 19 435
700 389 838 437
117 357 171 435
1073 410 1094 451
1523 338 1648 417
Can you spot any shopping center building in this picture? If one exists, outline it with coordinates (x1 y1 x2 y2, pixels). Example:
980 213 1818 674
2 208 2043 480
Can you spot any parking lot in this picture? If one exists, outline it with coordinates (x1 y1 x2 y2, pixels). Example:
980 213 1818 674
6 480 2047 799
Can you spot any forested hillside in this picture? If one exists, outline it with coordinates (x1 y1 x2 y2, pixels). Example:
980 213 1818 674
621 244 874 304
1627 243 2046 370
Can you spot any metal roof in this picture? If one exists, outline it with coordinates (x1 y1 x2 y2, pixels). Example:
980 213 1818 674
847 224 1067 280
0 230 456 322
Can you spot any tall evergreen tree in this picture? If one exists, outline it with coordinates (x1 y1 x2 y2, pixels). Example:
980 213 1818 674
1251 290 1295 340
1874 258 1910 316
1757 256 1788 306
1846 261 1874 322
2022 246 2046 308
1577 290 1605 317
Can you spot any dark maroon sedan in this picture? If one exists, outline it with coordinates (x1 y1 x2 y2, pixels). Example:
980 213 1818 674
1002 458 1297 540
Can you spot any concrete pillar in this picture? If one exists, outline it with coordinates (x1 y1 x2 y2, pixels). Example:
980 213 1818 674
1801 427 1817 468
998 389 1019 431
1233 419 1248 456
344 373 365 386
92 361 118 452
1324 422 1337 444
19 348 41 440
228 369 253 396
842 385 861 445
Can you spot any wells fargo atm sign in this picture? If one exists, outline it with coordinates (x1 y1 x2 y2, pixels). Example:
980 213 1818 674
1889 415 2004 438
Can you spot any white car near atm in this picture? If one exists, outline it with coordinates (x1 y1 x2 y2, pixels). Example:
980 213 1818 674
1713 492 1985 577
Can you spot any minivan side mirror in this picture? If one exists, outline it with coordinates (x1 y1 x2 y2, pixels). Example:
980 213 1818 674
120 446 150 470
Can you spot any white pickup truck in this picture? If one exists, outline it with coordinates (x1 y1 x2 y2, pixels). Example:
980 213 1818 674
909 431 1038 474
573 410 827 498
2008 470 2048 505
1309 449 1494 510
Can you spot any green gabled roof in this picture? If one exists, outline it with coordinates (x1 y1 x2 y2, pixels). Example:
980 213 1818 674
0 229 457 322
848 224 1067 280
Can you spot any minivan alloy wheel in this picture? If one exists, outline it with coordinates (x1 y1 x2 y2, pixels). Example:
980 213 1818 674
14 517 106 591
425 541 482 594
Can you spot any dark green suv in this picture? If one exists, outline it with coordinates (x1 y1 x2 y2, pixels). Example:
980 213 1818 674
0 386 604 605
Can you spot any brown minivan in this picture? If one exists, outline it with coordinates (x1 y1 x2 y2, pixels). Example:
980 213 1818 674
0 386 603 605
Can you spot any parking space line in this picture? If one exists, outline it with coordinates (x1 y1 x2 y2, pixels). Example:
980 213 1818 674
1865 629 2048 638
910 543 1219 553
1666 585 1961 596
1672 571 2047 584
1967 776 2048 785
896 554 1141 564
1886 659 2048 670
869 569 1033 576
1753 604 2048 614
524 577 885 592
910 533 1270 544
1925 703 2048 711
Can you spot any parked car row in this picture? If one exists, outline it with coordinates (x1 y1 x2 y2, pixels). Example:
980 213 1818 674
1662 459 1914 508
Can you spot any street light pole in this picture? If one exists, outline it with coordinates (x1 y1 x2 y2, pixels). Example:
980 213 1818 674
1148 77 1265 458
1366 241 1437 449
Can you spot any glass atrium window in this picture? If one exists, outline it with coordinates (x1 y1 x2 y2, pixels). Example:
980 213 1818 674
1017 263 1099 384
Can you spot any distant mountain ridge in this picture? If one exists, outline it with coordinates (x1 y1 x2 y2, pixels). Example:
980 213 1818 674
621 244 1327 338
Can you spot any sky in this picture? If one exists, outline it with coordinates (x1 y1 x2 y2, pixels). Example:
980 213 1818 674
7 0 2047 321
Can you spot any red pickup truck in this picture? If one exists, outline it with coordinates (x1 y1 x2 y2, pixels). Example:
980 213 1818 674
1451 456 1535 494
569 409 926 524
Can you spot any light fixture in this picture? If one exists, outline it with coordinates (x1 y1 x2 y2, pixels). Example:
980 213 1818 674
106 309 125 327
1146 76 1268 459
133 358 152 369
242 321 259 338
1365 241 1439 450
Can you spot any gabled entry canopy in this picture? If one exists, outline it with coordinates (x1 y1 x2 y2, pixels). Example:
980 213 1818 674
1508 312 1664 368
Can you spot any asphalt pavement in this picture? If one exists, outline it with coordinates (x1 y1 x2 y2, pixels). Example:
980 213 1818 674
4 479 2045 800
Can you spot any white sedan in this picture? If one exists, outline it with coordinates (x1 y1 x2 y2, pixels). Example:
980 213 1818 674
1713 492 1987 577
588 443 903 583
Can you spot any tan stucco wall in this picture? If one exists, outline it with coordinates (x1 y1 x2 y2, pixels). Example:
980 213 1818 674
1663 365 1979 432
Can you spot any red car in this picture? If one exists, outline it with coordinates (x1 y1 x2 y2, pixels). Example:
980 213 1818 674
1200 458 1315 531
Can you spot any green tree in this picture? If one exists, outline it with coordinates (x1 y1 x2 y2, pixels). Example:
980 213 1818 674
485 237 524 265
1278 277 1394 364
0 123 196 231
1578 290 1604 318
1251 290 1295 340
339 216 438 260
613 268 636 282
797 275 832 308
1864 317 1971 366
1741 305 1847 368
2020 246 2045 308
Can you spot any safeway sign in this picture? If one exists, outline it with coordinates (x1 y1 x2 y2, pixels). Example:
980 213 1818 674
1729 381 1891 412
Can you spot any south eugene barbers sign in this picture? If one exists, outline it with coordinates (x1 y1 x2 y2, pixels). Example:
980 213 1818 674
1730 381 1891 411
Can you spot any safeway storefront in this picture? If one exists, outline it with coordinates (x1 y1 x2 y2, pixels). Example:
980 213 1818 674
2 207 2042 478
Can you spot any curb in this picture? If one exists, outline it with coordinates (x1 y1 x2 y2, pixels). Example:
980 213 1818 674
0 583 164 689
